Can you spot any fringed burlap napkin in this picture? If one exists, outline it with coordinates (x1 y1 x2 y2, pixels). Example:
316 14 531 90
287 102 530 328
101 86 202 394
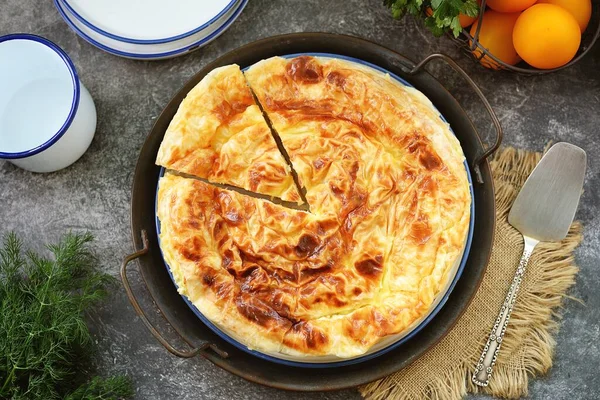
360 147 582 400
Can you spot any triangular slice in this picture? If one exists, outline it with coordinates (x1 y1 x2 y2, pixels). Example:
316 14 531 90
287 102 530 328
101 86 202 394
156 64 301 203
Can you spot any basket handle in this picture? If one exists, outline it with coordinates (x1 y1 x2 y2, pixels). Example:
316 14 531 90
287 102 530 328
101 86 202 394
406 53 503 184
120 229 228 359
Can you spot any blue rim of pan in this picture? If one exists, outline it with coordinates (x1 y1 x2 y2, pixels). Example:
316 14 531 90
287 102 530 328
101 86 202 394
53 0 248 60
0 33 80 160
60 0 238 44
154 53 475 368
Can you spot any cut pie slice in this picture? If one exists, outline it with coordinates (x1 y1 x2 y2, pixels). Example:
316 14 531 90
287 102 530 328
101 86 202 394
156 64 302 203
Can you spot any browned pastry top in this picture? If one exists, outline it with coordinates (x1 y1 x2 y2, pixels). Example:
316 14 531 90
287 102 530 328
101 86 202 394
157 56 470 358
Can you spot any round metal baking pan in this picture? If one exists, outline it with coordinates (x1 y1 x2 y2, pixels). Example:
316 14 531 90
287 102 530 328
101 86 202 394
122 33 501 391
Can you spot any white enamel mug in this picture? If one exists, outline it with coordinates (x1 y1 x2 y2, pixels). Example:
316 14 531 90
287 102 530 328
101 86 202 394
0 34 96 173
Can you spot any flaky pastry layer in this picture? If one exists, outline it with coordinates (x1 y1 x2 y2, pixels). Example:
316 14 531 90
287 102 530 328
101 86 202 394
156 64 300 203
157 56 471 358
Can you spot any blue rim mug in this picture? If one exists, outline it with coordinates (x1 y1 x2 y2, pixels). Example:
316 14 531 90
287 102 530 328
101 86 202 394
0 34 97 173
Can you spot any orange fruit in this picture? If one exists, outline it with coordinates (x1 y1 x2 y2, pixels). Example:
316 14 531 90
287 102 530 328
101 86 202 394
513 4 581 69
486 0 537 13
536 0 592 32
470 10 521 69
459 13 478 28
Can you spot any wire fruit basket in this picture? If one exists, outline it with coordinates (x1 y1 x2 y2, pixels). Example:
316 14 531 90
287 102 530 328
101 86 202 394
451 0 600 75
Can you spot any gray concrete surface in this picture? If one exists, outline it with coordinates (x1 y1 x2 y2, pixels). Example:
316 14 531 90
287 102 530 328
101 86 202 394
1 0 599 399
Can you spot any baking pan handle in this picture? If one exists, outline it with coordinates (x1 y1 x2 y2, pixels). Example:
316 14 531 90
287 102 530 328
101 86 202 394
407 53 503 184
121 230 228 359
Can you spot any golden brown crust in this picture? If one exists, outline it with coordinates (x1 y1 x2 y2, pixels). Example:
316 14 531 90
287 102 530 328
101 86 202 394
157 56 471 359
156 64 300 203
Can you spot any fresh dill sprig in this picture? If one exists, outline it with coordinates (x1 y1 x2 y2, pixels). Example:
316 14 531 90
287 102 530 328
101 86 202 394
0 232 133 400
64 376 133 400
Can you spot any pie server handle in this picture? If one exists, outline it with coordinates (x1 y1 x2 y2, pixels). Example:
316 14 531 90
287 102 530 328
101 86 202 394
472 235 539 386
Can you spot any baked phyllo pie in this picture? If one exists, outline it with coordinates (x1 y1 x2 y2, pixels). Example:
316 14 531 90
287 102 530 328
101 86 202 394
156 64 301 203
156 56 471 359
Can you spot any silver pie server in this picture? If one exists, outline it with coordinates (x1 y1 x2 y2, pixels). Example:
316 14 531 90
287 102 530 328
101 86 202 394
472 142 587 387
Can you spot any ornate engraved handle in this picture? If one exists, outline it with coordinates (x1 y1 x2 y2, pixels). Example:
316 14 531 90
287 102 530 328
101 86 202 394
472 235 539 386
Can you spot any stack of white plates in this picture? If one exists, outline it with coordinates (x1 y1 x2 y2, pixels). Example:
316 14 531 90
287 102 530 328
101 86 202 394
53 0 248 60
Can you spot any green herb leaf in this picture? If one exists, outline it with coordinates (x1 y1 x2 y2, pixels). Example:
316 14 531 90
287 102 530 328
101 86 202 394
461 0 480 17
431 0 443 8
0 233 133 400
65 376 134 400
384 0 411 19
424 16 446 37
385 0 480 37
450 15 463 37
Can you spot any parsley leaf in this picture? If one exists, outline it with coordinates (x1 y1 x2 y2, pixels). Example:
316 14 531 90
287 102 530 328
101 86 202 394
384 0 480 37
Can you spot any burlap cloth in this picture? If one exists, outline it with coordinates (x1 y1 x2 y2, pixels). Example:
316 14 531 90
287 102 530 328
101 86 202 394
360 147 583 400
